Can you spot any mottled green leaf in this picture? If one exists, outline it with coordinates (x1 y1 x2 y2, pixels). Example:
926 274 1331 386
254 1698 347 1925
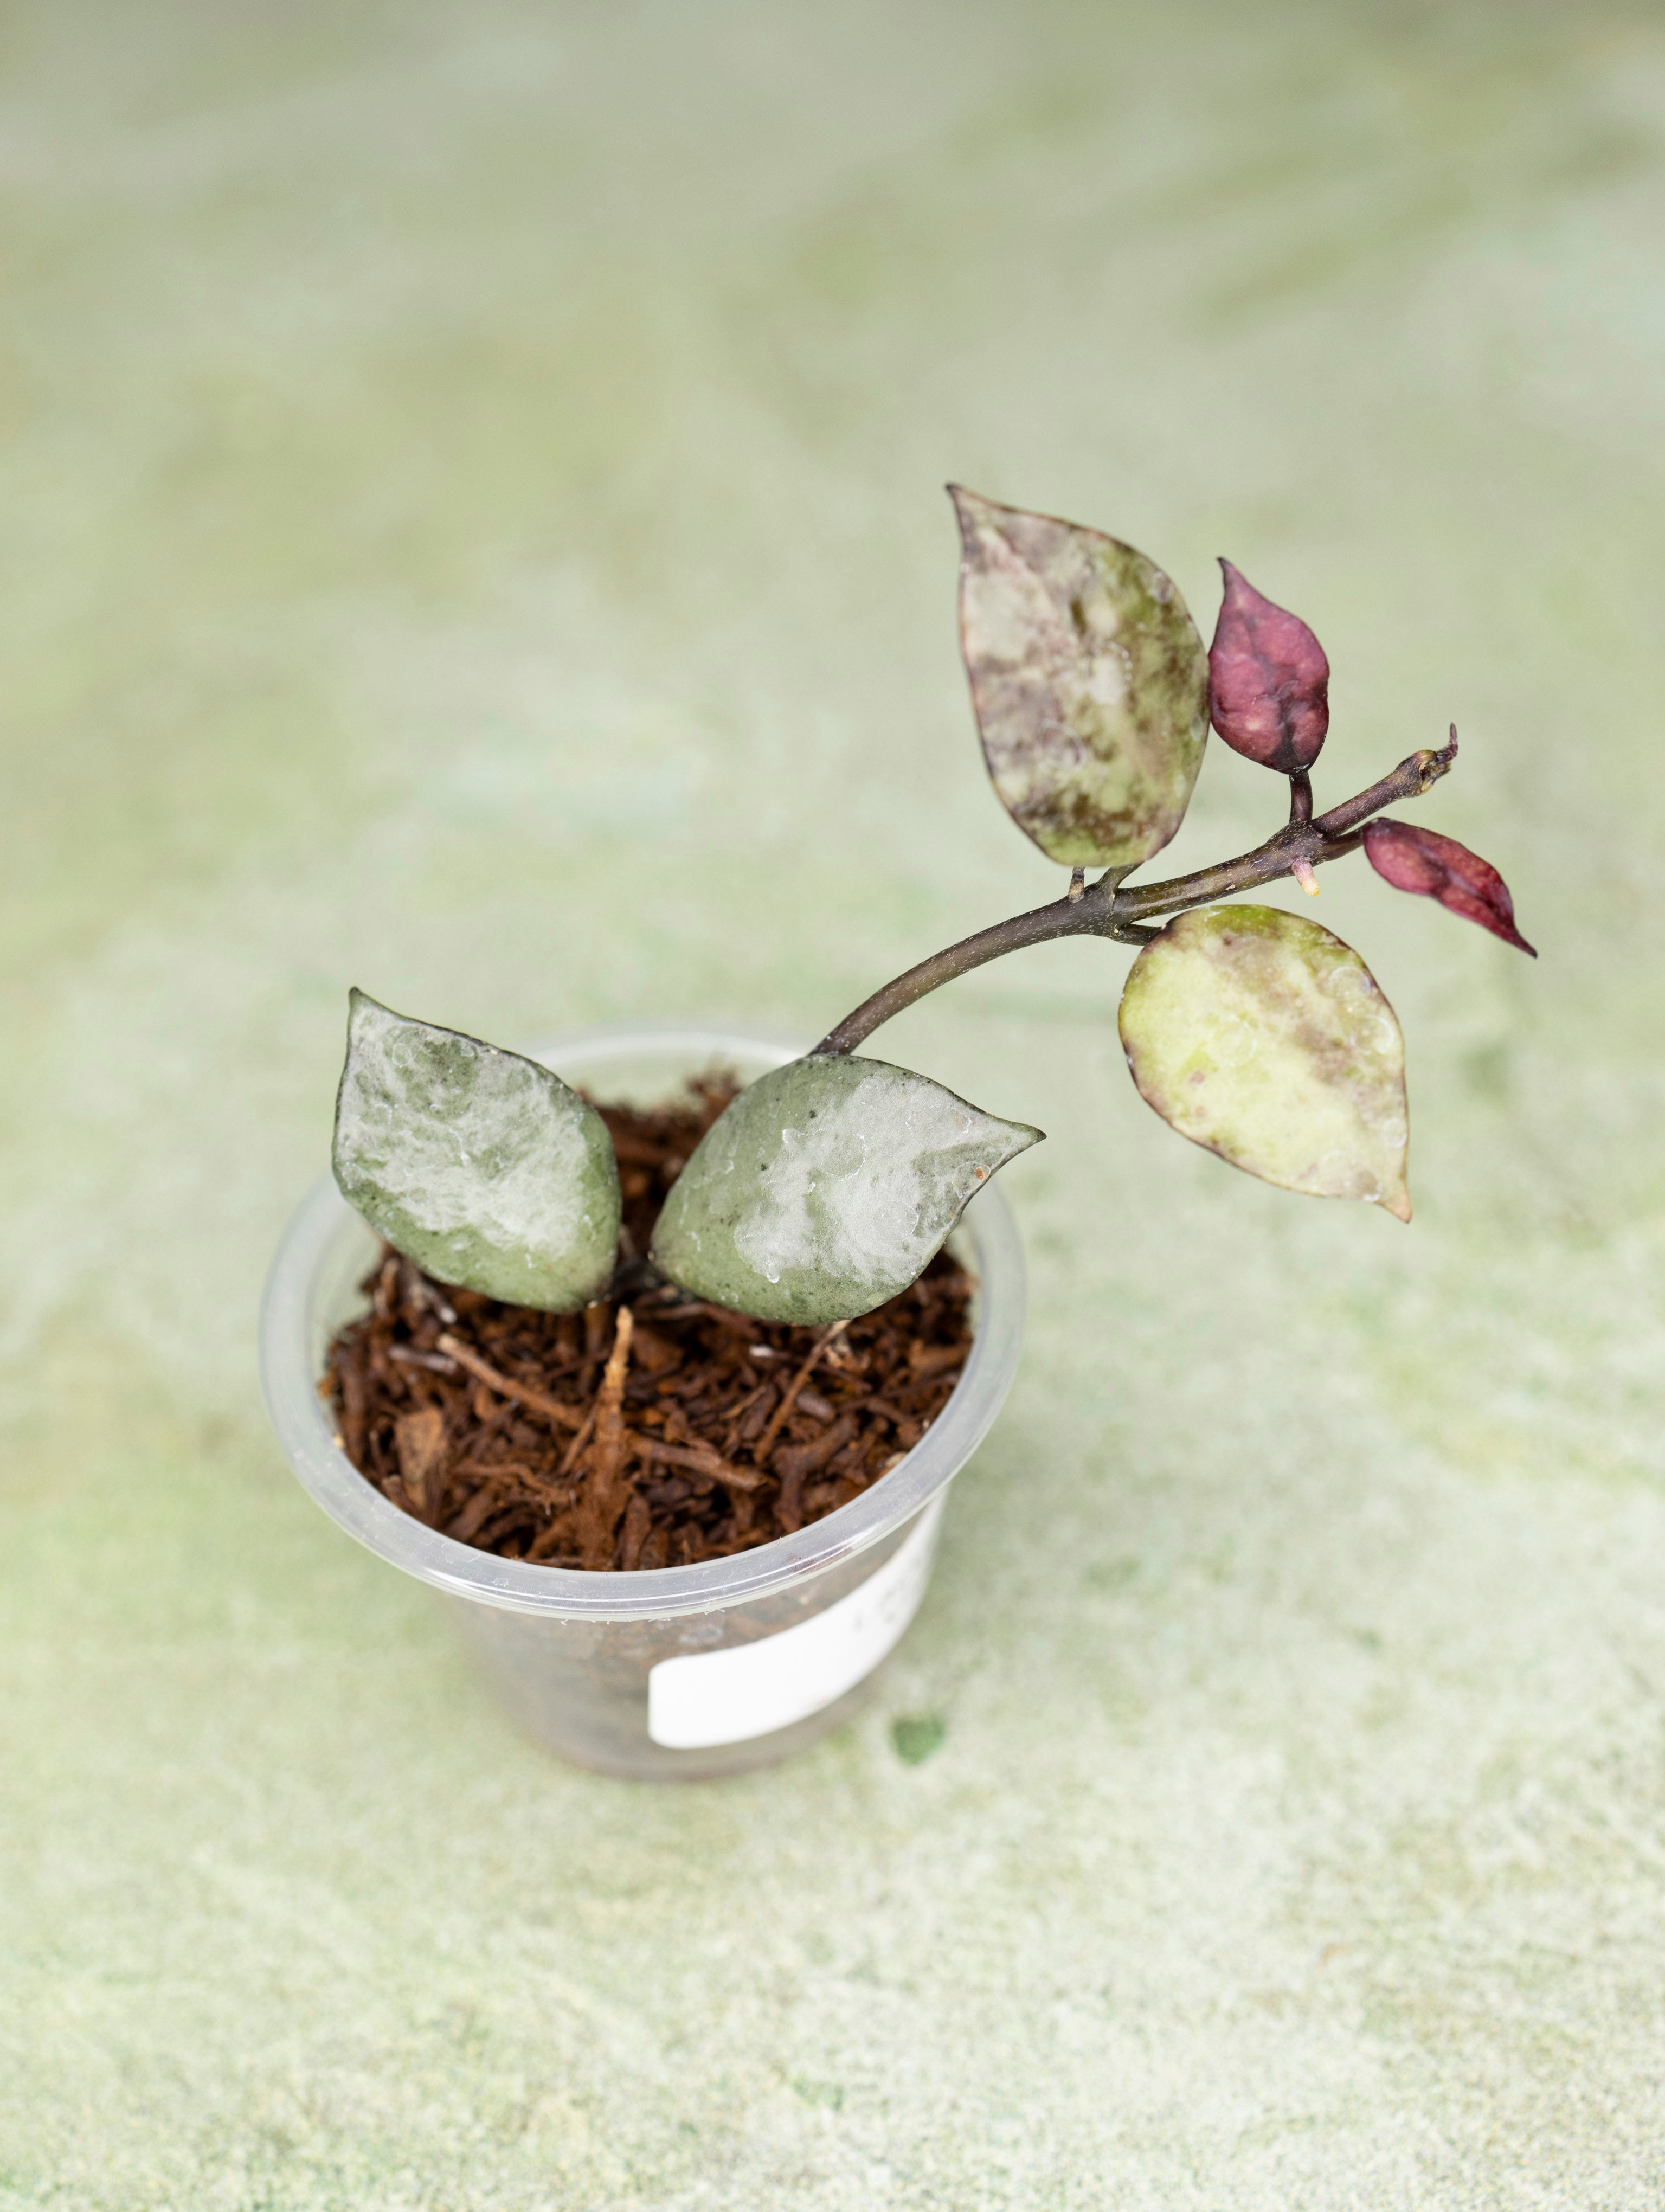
651 1054 1043 1324
952 486 1210 870
1118 906 1411 1218
332 990 622 1309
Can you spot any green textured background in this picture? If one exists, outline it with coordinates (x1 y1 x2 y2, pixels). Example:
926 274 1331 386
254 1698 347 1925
3 4 1663 2204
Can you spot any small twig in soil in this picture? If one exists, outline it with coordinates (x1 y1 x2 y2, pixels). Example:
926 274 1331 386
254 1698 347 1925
754 1319 851 1465
557 1405 599 1480
633 1435 763 1491
718 1380 771 1460
572 1307 635 1566
389 1343 460 1375
435 1332 582 1429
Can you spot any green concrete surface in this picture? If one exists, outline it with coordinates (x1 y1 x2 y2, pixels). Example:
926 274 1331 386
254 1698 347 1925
4 2 1664 2203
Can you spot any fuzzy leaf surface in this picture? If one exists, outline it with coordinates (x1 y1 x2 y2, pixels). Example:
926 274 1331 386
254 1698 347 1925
952 486 1209 869
1364 818 1536 956
333 990 621 1309
1207 560 1330 772
1118 906 1411 1218
651 1054 1042 1324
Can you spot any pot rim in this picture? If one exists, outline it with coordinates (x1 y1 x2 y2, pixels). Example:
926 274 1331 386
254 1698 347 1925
258 1020 1027 1622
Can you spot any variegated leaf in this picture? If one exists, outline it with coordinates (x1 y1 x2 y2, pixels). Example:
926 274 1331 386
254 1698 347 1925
952 486 1210 869
651 1053 1042 1323
1118 906 1411 1218
333 990 622 1309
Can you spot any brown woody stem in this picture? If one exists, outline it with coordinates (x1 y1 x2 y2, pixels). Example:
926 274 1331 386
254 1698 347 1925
814 735 1457 1056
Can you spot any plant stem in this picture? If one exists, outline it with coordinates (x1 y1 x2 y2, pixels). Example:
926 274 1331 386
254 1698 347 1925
813 895 1125 1054
814 734 1457 1056
1116 729 1456 922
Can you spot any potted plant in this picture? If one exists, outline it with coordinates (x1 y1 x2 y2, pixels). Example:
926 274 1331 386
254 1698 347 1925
260 488 1533 1781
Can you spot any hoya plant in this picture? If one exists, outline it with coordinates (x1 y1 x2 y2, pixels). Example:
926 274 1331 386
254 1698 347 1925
333 488 1534 1326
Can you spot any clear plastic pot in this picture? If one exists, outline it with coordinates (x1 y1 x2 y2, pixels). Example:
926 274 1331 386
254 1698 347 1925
259 1025 1026 1780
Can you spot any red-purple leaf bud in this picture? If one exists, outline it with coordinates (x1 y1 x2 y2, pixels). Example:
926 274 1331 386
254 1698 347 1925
1362 818 1537 957
1208 560 1330 773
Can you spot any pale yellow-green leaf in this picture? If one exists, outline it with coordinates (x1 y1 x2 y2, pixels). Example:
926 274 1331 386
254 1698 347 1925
953 486 1210 870
1118 906 1411 1218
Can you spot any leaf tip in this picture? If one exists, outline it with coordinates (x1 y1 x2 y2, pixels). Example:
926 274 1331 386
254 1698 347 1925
345 984 397 1036
947 482 995 548
1381 1186 1413 1224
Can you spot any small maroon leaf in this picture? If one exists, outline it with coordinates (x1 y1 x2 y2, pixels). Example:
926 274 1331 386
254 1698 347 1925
1208 560 1330 773
1363 818 1537 956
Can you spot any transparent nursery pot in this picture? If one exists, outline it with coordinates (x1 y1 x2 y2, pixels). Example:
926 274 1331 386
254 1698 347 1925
259 1025 1026 1781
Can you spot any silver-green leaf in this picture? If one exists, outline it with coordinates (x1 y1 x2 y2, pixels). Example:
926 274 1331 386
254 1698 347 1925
650 1054 1043 1324
332 990 622 1309
952 486 1210 870
1118 906 1412 1219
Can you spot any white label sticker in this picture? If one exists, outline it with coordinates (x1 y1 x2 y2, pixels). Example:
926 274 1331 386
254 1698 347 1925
647 1497 944 1750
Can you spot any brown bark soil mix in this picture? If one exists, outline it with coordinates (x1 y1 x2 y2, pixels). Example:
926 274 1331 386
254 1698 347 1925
323 1076 975 1571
